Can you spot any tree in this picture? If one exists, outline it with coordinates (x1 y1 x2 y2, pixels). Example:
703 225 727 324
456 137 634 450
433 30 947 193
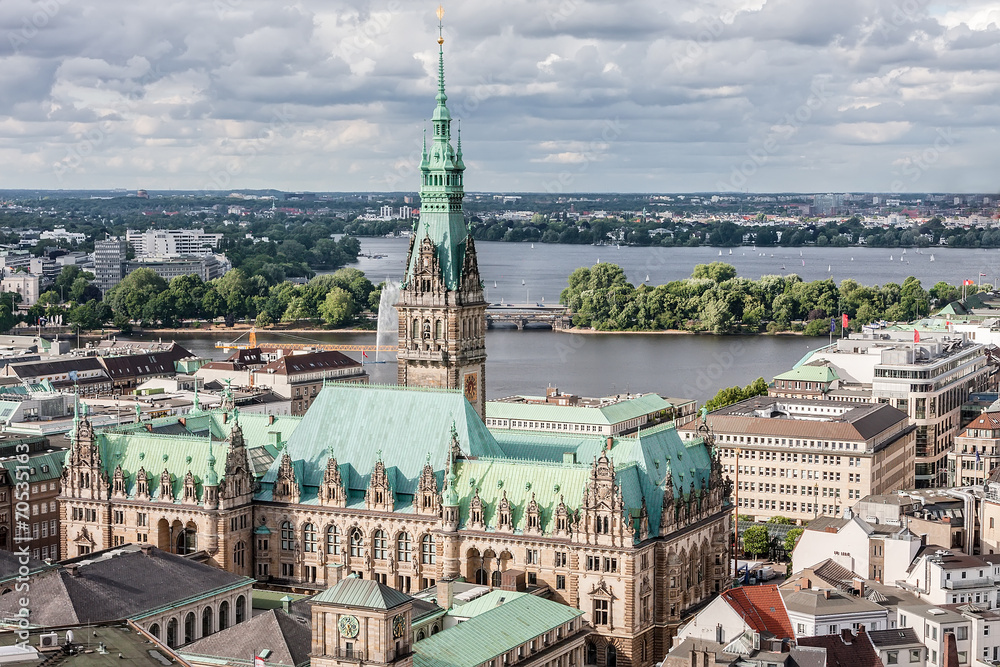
704 377 768 411
742 524 770 557
767 516 795 525
692 262 737 282
105 268 168 323
255 311 273 328
783 528 804 555
319 287 356 327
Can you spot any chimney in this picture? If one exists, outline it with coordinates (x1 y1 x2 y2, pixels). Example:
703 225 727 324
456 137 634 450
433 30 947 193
944 632 960 667
823 589 831 599
64 563 80 577
139 544 154 556
840 628 853 644
280 595 292 613
145 423 153 433
794 584 802 592
438 578 454 610
854 577 866 598
223 413 228 424
178 417 186 427
802 577 811 589
606 436 614 450
269 415 275 425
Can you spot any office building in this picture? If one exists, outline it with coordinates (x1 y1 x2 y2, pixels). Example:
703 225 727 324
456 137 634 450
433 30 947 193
126 228 223 257
680 396 915 523
93 237 128 294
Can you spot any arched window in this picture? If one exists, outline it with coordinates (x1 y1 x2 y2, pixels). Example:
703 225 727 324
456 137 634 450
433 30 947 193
280 521 294 551
435 320 443 339
148 623 160 640
218 601 230 631
491 570 501 587
397 532 412 562
373 530 388 560
586 642 597 665
607 644 617 667
184 611 196 644
350 528 363 557
421 534 436 564
327 525 341 555
412 318 419 339
233 540 245 568
236 595 246 624
202 606 213 637
167 618 178 648
418 630 425 640
303 523 317 553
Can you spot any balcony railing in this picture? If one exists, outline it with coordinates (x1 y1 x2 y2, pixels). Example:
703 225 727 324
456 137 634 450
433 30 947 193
943 577 996 590
330 648 365 661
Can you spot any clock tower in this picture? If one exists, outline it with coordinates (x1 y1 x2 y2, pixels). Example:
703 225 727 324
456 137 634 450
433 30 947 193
310 576 414 667
396 6 487 419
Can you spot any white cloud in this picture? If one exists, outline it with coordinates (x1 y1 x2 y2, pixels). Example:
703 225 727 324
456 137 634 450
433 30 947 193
0 0 998 191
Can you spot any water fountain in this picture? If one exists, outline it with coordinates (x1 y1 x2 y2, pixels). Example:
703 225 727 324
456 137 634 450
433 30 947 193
375 279 401 363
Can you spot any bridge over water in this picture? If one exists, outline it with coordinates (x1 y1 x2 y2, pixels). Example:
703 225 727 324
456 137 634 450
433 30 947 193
486 303 572 330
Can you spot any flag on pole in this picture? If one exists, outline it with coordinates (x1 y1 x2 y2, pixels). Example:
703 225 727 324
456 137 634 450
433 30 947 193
914 329 920 343
964 279 975 286
976 448 982 465
842 313 848 330
362 350 368 359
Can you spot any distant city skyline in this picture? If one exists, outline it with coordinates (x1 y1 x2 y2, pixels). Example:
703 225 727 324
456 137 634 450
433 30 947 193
0 0 998 193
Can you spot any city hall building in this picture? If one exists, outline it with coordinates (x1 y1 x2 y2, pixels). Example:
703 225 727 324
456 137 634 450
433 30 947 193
59 30 731 667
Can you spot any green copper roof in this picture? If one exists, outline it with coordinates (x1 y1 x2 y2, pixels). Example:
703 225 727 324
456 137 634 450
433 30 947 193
94 410 301 502
413 593 583 667
486 393 670 426
404 34 468 291
259 383 505 497
773 365 839 383
312 576 412 610
448 590 530 618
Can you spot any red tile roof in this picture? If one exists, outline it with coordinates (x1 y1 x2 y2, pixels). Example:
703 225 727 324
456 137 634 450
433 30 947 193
799 629 881 667
720 584 794 639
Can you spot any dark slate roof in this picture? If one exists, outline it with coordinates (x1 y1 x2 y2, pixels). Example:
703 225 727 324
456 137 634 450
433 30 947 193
0 544 250 626
181 609 311 666
6 356 104 378
99 344 193 379
226 347 264 366
312 576 412 610
0 550 48 582
868 628 921 648
255 350 362 376
798 630 881 667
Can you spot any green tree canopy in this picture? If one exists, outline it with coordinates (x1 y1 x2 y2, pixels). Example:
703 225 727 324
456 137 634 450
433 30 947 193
742 524 770 557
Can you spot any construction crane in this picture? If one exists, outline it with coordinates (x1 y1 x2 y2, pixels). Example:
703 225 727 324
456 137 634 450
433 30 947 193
214 328 396 354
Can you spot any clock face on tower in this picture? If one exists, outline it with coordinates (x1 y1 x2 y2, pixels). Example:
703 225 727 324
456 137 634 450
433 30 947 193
338 615 360 638
464 372 478 403
392 613 406 639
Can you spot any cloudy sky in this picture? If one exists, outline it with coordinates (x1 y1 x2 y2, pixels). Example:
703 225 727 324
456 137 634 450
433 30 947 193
0 0 998 193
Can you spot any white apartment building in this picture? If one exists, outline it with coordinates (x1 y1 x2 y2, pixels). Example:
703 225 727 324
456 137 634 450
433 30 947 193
792 513 923 584
772 330 994 488
126 228 223 257
1 273 40 307
680 396 916 523
40 227 87 244
897 550 1000 608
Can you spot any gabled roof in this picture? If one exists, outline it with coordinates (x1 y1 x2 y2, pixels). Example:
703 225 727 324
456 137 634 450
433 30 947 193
312 576 412 610
98 344 192 380
180 609 311 666
867 628 921 648
5 356 104 378
720 585 794 640
798 630 881 667
0 544 250 627
260 383 504 496
413 593 584 667
255 350 362 376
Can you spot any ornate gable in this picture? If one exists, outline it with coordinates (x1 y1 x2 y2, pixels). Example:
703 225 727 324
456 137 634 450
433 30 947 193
524 492 542 535
467 488 485 530
496 491 513 532
159 469 174 502
365 456 394 511
272 452 300 504
111 465 127 498
136 467 151 500
183 470 198 504
318 453 346 507
415 458 440 515
578 447 627 546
